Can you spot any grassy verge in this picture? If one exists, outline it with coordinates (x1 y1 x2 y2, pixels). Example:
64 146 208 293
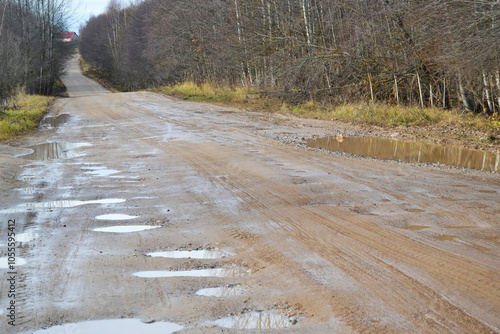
0 91 54 141
153 81 500 147
79 57 121 93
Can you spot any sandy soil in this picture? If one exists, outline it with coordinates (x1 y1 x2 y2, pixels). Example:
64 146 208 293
0 56 499 334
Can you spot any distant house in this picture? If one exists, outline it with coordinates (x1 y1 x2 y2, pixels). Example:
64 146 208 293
61 32 79 43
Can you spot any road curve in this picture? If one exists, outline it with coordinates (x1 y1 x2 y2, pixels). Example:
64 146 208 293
0 56 499 334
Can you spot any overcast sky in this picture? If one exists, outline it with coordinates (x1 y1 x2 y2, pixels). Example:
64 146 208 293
66 0 107 32
68 0 138 32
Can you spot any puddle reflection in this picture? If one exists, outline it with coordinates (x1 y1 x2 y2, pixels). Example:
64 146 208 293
20 142 90 160
96 214 138 220
133 268 248 278
42 114 73 127
93 226 160 233
0 257 27 269
196 286 244 297
31 319 183 334
213 312 294 329
307 136 500 172
148 250 232 259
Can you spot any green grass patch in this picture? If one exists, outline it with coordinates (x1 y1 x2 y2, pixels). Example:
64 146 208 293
0 91 53 140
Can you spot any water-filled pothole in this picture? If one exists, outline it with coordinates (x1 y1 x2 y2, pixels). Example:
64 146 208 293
93 226 160 233
1 198 126 213
405 208 426 213
16 231 37 243
28 198 125 208
96 214 138 220
307 136 500 172
42 114 73 127
147 250 232 259
213 312 295 329
403 225 430 230
85 169 121 177
20 142 90 160
435 235 456 241
196 286 245 297
31 319 183 334
0 257 27 269
133 268 248 278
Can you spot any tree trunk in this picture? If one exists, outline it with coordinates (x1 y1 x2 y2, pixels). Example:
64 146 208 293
443 78 446 109
458 74 472 111
368 73 374 102
301 0 311 48
496 69 500 108
394 74 399 105
417 72 424 108
483 71 493 112
430 84 434 107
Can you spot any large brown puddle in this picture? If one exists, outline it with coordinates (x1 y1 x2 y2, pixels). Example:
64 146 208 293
307 136 499 172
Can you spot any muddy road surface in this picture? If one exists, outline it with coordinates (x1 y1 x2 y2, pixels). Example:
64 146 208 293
1 56 499 333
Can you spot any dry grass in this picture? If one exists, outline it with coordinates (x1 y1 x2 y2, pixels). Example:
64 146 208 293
79 57 120 93
154 82 499 135
154 82 253 104
0 90 53 140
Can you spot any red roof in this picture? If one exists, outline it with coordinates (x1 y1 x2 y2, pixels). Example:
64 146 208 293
61 32 77 39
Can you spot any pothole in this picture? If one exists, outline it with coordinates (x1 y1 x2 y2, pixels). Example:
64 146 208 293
16 231 38 243
1 199 126 213
196 286 245 297
213 312 295 329
403 225 430 230
405 209 426 213
42 114 74 127
93 226 160 233
147 250 232 259
85 169 121 177
31 319 183 334
96 214 138 220
435 235 456 241
0 257 27 269
20 142 91 160
307 135 500 172
133 268 248 278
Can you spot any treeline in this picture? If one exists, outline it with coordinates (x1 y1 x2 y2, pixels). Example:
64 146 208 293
81 0 500 112
0 0 71 102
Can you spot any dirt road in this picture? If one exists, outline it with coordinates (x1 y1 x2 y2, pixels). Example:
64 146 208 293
1 56 499 333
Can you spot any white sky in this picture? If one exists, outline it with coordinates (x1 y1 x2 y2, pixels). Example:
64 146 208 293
67 0 109 32
67 0 134 32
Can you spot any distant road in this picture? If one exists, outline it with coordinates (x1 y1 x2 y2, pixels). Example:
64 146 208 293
61 55 110 97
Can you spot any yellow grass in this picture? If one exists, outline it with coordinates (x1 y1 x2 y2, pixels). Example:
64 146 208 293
154 81 253 104
0 90 53 140
154 81 499 134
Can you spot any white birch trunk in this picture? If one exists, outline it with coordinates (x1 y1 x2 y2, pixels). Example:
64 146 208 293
430 84 434 107
417 72 424 108
459 74 472 111
394 74 399 105
301 0 311 48
443 78 446 109
483 71 493 112
496 69 500 107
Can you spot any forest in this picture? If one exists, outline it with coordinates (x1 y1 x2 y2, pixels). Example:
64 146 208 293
80 0 500 113
0 0 72 102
